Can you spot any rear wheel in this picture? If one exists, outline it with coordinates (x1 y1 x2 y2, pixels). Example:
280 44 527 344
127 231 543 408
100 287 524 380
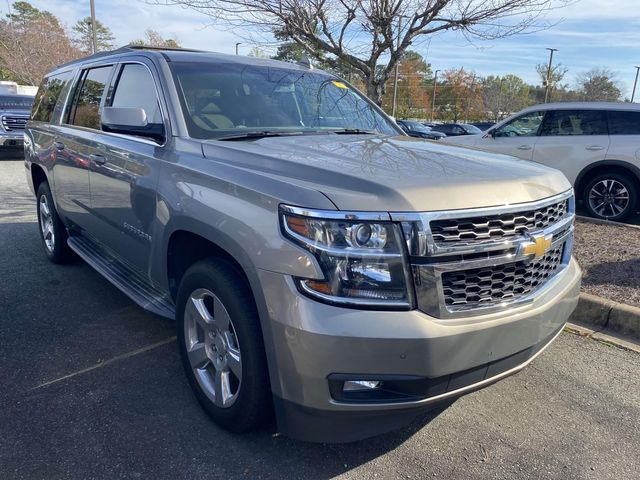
583 173 637 221
176 258 271 432
36 182 73 263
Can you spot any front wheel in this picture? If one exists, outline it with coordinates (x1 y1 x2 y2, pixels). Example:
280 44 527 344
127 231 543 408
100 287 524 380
176 258 271 433
583 173 637 221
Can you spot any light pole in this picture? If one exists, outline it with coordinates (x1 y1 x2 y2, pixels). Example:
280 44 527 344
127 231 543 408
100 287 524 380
544 48 558 104
235 42 242 55
632 66 640 102
431 70 440 122
464 74 476 123
90 0 98 54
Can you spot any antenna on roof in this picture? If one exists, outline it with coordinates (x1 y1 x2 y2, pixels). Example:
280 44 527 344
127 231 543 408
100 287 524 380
297 56 314 70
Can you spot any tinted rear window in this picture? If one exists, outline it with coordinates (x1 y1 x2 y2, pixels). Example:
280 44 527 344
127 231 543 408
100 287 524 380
539 110 608 136
607 110 640 135
69 66 112 129
31 71 74 123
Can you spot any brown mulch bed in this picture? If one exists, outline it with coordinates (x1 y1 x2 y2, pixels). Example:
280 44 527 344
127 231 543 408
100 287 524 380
573 219 640 308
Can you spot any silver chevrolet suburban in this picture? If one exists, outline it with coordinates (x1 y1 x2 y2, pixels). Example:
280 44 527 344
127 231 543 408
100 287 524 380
24 46 581 443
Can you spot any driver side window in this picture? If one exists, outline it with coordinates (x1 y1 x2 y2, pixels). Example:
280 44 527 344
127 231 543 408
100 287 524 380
494 111 545 137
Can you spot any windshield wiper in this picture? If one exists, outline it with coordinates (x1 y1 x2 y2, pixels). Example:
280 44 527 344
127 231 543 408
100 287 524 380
217 131 305 141
332 128 377 135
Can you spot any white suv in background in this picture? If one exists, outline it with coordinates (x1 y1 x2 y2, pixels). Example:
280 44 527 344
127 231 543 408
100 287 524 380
444 102 640 221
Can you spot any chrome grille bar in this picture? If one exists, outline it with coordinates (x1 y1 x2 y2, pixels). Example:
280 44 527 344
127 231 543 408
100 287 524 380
391 190 575 318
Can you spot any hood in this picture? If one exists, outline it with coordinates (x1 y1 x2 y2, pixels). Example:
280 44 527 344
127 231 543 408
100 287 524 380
201 134 571 212
441 134 482 146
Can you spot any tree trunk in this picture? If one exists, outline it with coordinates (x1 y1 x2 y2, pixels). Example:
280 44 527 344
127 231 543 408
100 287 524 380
365 79 384 106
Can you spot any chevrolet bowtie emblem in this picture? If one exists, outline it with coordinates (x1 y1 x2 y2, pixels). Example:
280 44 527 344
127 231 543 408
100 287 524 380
522 234 553 258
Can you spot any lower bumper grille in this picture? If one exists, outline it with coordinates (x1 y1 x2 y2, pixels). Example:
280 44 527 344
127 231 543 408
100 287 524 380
442 244 565 308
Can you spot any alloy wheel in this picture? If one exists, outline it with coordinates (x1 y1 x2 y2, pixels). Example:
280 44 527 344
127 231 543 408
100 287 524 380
183 288 242 408
588 179 630 218
38 194 55 253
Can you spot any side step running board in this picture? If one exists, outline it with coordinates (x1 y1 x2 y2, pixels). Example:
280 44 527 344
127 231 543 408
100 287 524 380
68 235 176 319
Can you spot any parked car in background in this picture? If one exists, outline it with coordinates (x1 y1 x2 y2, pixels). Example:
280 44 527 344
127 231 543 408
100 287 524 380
471 121 496 131
25 46 581 443
443 102 640 221
430 122 483 136
0 94 34 148
397 119 446 140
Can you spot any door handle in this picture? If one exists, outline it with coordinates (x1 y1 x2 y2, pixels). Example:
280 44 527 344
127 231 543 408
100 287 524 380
53 141 65 151
586 145 605 151
90 154 106 165
517 145 532 150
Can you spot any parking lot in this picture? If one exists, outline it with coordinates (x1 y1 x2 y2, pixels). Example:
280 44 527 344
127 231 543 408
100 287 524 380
1 153 639 480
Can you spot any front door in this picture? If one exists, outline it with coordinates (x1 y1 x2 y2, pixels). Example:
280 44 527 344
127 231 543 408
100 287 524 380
474 110 546 161
88 61 167 274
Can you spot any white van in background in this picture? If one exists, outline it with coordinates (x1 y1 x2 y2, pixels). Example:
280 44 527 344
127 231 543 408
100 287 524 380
444 102 640 221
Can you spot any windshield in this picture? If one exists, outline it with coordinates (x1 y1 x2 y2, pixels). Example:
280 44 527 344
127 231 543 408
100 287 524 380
0 95 34 109
170 61 397 139
461 124 482 134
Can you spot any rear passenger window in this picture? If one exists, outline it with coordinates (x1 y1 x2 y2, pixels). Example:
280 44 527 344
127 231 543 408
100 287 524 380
69 66 112 129
31 70 74 123
607 111 640 135
110 64 162 124
540 110 607 136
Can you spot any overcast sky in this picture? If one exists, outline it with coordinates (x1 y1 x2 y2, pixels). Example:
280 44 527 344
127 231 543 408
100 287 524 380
6 0 640 97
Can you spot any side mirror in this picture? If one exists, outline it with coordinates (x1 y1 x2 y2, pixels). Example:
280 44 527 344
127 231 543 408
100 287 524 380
101 107 164 143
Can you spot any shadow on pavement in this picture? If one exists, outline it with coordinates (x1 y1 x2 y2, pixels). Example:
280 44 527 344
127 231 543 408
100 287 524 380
0 218 452 479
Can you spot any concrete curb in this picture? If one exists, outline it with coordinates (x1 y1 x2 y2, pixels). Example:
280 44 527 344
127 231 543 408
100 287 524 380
569 292 640 340
576 215 640 231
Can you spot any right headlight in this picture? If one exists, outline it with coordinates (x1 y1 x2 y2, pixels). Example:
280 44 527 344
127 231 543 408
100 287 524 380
280 205 414 309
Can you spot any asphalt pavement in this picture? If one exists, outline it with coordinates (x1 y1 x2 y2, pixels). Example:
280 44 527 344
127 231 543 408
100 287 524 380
1 153 639 480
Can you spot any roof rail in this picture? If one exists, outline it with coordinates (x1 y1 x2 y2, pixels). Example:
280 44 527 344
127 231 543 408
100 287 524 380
124 44 205 53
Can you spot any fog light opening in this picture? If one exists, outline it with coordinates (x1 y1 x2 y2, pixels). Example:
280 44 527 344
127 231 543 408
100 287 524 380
343 380 382 392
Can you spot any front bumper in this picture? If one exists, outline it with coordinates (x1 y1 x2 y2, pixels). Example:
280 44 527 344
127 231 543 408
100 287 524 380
257 257 581 442
0 134 24 146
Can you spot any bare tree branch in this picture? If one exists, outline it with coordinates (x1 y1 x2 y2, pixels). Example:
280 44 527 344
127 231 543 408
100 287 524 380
148 0 569 103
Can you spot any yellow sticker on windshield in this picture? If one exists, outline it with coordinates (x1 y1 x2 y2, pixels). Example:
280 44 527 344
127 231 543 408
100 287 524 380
332 80 348 89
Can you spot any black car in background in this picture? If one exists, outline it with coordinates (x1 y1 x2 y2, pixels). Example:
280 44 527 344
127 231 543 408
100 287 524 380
429 123 483 137
470 121 496 131
396 119 446 140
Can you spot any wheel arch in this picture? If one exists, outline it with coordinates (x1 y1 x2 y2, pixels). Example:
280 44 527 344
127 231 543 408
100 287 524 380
30 163 48 195
162 218 282 395
574 160 640 199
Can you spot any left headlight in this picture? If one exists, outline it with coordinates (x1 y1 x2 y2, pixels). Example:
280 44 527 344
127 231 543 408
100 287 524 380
280 205 414 309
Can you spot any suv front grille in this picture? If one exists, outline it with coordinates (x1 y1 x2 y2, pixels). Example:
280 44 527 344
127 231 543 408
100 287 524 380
441 245 564 308
430 199 568 244
2 115 28 131
394 191 575 318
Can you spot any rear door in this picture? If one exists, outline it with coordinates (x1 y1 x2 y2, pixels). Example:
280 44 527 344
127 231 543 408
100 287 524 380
87 59 168 273
472 110 545 160
532 109 610 184
605 110 640 165
52 64 114 228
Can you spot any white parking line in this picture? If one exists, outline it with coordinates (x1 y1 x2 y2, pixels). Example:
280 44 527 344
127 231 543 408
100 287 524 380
30 336 177 391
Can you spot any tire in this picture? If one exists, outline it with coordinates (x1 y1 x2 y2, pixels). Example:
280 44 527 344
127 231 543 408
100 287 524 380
583 173 638 221
36 182 73 263
176 257 271 433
